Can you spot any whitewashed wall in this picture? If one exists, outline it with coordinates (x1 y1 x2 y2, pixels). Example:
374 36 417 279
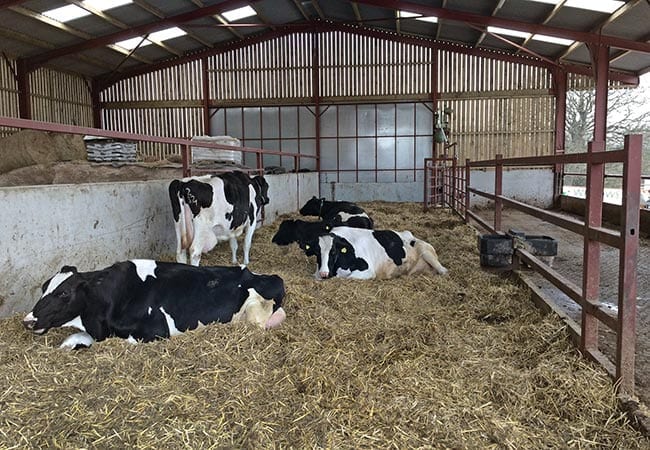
0 173 318 317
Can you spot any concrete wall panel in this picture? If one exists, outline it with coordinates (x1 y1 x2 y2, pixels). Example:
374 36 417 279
0 172 318 317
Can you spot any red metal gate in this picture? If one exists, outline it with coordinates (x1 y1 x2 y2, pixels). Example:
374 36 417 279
424 156 468 220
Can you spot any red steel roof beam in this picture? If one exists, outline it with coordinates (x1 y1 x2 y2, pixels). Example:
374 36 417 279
354 0 650 54
24 0 263 70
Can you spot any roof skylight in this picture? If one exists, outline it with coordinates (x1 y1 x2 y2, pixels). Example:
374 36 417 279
114 27 187 50
221 5 257 22
84 0 132 9
528 0 624 13
398 10 438 23
565 0 624 13
149 27 187 41
42 5 91 22
488 26 574 46
114 36 152 51
42 0 132 23
487 26 530 40
532 34 574 46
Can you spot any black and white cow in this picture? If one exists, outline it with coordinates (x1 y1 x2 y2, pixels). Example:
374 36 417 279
169 171 269 266
271 219 332 246
299 226 448 280
23 260 286 350
299 197 374 229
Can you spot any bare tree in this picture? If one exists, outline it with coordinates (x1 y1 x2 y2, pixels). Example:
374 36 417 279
564 85 650 187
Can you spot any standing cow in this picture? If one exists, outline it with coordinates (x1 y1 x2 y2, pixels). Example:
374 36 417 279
299 226 448 280
23 260 287 350
299 196 374 229
169 171 269 266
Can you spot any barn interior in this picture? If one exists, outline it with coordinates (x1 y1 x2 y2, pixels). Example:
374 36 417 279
1 0 650 446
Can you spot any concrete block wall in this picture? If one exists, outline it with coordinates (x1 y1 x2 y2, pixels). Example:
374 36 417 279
0 172 318 317
320 168 554 209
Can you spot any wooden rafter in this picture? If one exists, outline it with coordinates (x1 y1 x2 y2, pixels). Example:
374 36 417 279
474 0 506 48
0 27 117 72
65 0 182 57
291 0 310 21
515 0 568 54
131 0 214 48
434 0 448 41
24 0 262 69
354 0 650 54
311 0 325 20
351 2 363 24
556 0 643 61
9 5 151 64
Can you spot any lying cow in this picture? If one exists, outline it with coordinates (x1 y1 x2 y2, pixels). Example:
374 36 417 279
23 260 286 350
169 171 269 266
300 226 448 280
299 196 374 229
271 219 332 246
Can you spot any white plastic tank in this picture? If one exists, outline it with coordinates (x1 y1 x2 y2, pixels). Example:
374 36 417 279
190 135 242 165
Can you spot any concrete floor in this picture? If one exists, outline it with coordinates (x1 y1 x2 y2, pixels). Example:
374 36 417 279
472 207 650 407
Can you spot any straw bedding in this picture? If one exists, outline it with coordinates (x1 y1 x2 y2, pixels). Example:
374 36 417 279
0 202 647 449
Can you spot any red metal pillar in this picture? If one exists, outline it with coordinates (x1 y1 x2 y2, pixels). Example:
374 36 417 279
16 59 31 120
617 134 642 395
582 140 605 352
465 158 471 223
589 43 609 144
552 67 567 206
494 154 503 232
581 43 609 354
201 57 211 136
423 158 430 210
181 144 190 177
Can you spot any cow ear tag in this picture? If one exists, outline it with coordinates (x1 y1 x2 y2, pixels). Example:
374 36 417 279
341 247 347 253
305 244 310 250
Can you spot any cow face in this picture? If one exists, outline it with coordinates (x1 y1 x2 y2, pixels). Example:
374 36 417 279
271 219 332 246
23 266 87 335
299 196 324 216
272 220 299 245
315 234 369 279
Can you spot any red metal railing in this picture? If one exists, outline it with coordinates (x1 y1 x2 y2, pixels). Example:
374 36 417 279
0 116 318 178
465 135 642 397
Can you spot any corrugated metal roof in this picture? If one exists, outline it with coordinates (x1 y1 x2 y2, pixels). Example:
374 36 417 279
0 0 648 85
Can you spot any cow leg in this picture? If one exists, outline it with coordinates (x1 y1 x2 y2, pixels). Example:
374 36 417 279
60 332 95 350
417 241 448 275
241 224 256 265
174 217 187 264
229 237 239 265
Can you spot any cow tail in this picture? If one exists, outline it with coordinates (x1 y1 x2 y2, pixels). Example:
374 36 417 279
416 240 448 275
169 180 194 250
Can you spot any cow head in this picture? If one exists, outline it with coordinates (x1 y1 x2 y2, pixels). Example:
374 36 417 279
299 196 324 216
23 266 88 335
304 234 369 279
251 175 270 207
271 219 331 246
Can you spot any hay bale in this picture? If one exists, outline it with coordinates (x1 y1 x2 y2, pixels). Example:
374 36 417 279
0 129 86 174
0 202 647 448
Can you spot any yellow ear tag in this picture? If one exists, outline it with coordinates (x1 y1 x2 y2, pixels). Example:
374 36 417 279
341 247 347 253
305 245 310 250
